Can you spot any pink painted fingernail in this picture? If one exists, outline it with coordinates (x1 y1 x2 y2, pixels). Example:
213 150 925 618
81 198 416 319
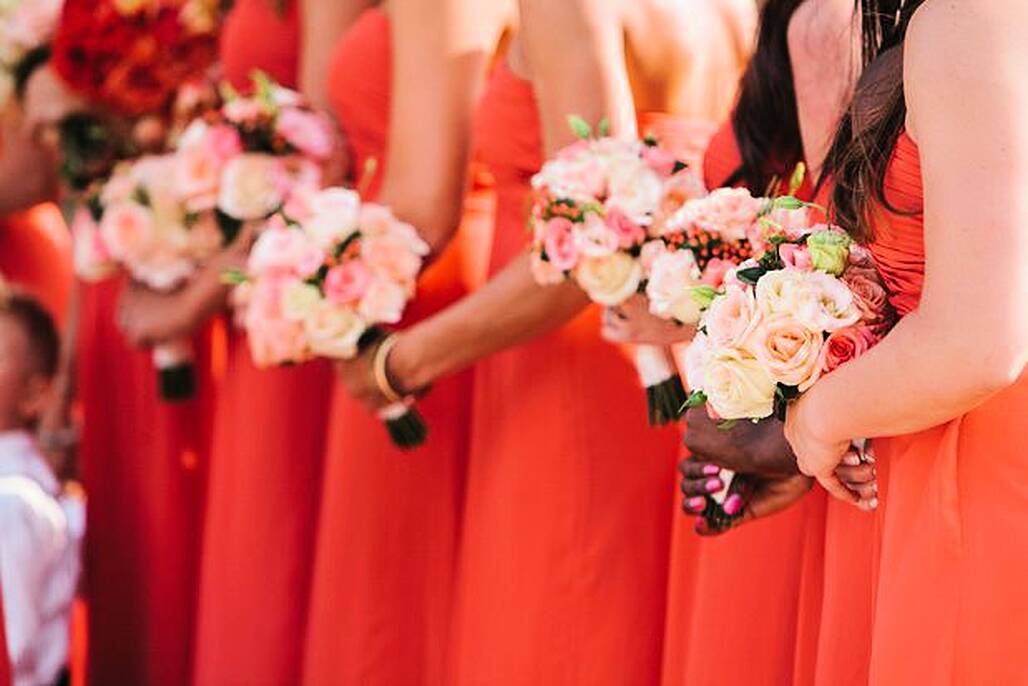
724 494 743 516
702 465 721 476
688 496 706 511
705 478 722 493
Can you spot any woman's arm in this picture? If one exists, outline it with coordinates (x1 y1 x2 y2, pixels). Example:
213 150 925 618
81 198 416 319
383 0 635 394
787 2 1028 480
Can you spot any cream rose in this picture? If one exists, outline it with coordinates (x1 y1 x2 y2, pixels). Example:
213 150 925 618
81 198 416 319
280 281 322 322
218 154 285 220
304 302 367 359
795 271 861 333
750 313 824 390
574 252 643 306
702 347 777 420
645 250 703 324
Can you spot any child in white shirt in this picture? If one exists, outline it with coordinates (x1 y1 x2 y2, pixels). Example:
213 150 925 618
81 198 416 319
0 291 83 686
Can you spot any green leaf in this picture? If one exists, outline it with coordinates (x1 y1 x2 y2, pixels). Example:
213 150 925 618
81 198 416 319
717 419 739 431
688 285 718 310
567 115 593 140
787 162 807 195
672 160 689 174
681 390 708 411
596 117 611 137
735 266 767 286
220 268 248 285
772 195 806 211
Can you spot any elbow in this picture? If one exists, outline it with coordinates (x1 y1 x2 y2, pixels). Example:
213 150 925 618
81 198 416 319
979 347 1028 394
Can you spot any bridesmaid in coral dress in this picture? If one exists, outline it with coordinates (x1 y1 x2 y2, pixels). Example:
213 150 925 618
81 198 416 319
791 1 1028 682
302 3 507 684
29 4 216 681
332 1 749 683
663 3 877 684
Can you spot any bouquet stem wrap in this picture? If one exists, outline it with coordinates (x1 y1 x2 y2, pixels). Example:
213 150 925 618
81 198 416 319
153 337 196 402
634 344 686 426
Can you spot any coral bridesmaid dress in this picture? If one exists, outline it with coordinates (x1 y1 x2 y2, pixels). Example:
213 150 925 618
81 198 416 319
662 120 831 686
0 205 72 324
302 9 481 684
191 3 334 684
859 132 1028 683
444 61 680 686
78 274 214 686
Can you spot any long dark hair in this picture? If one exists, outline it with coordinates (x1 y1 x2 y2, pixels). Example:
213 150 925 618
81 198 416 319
825 0 926 242
725 0 805 191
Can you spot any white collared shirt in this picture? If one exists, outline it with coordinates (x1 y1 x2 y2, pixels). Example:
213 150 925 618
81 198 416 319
0 431 84 686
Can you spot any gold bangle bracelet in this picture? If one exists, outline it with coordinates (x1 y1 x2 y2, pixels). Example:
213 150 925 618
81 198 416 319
372 333 405 404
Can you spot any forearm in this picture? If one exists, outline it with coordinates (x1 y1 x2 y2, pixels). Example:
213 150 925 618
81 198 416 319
803 311 1024 444
391 252 589 390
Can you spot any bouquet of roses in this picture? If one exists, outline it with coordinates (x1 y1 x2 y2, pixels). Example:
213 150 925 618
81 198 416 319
682 222 895 527
48 0 223 189
231 186 431 448
0 0 63 109
529 116 710 425
173 70 336 242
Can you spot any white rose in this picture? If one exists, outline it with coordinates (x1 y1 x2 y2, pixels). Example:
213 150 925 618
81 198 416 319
683 331 712 390
645 250 703 324
754 268 813 318
304 302 366 360
795 271 862 333
702 347 777 420
357 278 408 325
574 252 643 306
605 157 663 225
217 154 285 220
280 281 322 321
302 187 361 249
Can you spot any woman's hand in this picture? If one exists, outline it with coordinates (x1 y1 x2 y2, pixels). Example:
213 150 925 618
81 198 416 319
334 344 389 412
679 459 814 536
683 408 798 477
785 394 861 505
600 294 695 345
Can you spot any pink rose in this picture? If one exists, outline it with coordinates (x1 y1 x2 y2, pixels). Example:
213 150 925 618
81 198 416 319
324 261 372 304
750 313 824 390
658 170 707 219
641 145 678 177
100 202 156 265
700 258 732 287
542 217 579 272
847 243 876 269
705 285 760 350
301 187 361 249
604 207 645 248
358 278 408 324
819 325 877 375
248 223 325 278
275 108 335 160
575 212 620 258
686 188 763 242
779 243 813 271
639 239 668 272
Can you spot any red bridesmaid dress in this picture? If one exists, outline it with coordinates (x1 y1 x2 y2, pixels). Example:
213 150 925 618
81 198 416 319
0 205 72 324
190 3 335 684
443 61 680 686
661 120 831 686
302 9 480 684
858 132 1028 683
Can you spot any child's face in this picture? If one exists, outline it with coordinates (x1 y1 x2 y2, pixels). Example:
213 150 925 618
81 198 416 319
0 313 49 432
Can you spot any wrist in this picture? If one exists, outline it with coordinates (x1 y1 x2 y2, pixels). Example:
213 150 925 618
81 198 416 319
387 329 432 395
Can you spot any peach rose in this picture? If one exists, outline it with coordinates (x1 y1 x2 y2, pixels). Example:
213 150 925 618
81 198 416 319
702 347 778 420
175 122 242 210
705 285 760 350
820 325 877 374
362 233 424 286
685 188 763 242
248 223 325 278
750 313 824 390
357 278 408 324
100 202 156 265
575 252 643 306
700 258 732 287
